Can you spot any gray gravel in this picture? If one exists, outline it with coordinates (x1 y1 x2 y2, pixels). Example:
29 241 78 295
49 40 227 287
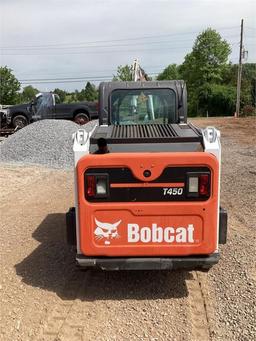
193 117 256 341
0 117 255 341
0 119 97 169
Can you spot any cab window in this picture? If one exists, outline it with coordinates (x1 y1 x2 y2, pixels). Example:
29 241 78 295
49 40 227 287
110 89 176 125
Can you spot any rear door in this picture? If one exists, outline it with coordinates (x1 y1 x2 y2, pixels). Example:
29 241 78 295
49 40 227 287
77 152 219 257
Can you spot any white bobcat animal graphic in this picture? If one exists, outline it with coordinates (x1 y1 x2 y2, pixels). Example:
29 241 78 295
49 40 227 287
94 218 121 245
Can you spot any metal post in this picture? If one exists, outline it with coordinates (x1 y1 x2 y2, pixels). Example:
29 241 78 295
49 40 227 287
235 19 244 117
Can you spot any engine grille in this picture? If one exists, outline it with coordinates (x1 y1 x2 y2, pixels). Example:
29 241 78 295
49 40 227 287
111 124 178 139
90 123 203 146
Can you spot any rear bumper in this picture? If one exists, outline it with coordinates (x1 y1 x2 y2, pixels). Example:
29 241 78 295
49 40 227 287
76 253 220 270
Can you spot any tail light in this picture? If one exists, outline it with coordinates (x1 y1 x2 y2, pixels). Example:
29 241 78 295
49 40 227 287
85 174 109 198
86 175 96 197
187 172 210 198
199 174 210 196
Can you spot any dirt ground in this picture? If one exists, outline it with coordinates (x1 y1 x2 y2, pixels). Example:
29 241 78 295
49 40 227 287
0 117 255 341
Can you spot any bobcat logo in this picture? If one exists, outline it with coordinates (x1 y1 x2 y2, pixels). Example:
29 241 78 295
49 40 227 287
94 218 121 245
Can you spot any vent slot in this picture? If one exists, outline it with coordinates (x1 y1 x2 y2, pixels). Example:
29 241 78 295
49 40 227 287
111 124 178 139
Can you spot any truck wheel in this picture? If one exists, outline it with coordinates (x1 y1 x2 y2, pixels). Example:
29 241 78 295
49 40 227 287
13 115 28 129
74 112 89 125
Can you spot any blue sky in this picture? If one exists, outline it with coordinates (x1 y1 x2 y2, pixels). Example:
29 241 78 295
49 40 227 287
0 0 255 91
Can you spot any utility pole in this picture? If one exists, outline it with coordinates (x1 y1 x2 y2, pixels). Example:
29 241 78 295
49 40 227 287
235 19 244 117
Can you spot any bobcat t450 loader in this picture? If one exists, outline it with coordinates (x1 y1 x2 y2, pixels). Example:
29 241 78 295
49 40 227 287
66 81 227 271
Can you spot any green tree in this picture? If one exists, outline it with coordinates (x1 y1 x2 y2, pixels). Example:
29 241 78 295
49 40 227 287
181 28 231 86
180 28 231 116
113 65 133 81
76 89 85 101
53 88 66 102
0 66 21 104
240 64 256 109
21 85 38 102
83 82 98 101
221 63 256 109
68 93 77 103
199 84 236 116
251 77 256 107
157 64 180 80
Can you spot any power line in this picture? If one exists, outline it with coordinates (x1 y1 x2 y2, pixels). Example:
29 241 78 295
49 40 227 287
1 41 240 56
16 65 166 78
0 26 239 49
0 39 201 51
0 45 196 56
19 75 120 81
1 34 239 51
19 72 161 84
20 79 112 84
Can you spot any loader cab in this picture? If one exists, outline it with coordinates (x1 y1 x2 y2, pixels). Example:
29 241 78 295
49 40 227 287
98 81 187 126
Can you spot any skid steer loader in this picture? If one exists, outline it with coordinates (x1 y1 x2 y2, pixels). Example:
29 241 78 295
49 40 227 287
66 78 227 271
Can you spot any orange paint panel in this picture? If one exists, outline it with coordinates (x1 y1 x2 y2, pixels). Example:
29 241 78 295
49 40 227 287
77 152 219 257
93 211 202 247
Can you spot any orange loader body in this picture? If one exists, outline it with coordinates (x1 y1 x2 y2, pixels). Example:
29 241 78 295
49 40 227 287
76 152 219 257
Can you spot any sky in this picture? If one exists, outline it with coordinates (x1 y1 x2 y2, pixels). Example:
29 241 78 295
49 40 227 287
0 0 255 92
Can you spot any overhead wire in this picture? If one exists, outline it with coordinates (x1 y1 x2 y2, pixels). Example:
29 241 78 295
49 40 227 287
0 26 239 49
19 72 161 84
1 41 240 56
1 35 239 51
5 25 248 86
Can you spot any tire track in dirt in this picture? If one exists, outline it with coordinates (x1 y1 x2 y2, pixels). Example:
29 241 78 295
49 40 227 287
36 270 191 341
186 271 213 341
37 269 216 341
35 270 88 341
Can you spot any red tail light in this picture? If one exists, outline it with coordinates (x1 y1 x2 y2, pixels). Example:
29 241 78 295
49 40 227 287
199 174 210 196
86 175 96 197
85 174 109 199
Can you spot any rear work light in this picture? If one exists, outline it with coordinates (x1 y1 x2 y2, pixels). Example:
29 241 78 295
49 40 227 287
188 176 199 193
187 172 210 198
85 174 109 198
96 178 108 195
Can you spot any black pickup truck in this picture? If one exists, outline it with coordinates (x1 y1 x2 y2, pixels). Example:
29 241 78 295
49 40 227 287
5 92 98 128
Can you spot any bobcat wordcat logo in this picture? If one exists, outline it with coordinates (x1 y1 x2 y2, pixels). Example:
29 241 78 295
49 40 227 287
94 218 121 245
128 223 194 243
94 219 195 244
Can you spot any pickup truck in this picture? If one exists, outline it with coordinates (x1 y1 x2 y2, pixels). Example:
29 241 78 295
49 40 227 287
5 92 98 128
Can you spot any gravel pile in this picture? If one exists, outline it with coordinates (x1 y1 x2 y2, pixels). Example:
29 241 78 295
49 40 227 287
0 119 97 168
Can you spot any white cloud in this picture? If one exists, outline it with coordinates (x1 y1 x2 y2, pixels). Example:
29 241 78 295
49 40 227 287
0 0 255 91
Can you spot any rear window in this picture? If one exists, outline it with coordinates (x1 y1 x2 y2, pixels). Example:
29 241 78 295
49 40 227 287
110 89 176 125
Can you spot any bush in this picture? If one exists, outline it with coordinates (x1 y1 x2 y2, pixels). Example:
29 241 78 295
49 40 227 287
197 84 236 116
241 105 256 117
